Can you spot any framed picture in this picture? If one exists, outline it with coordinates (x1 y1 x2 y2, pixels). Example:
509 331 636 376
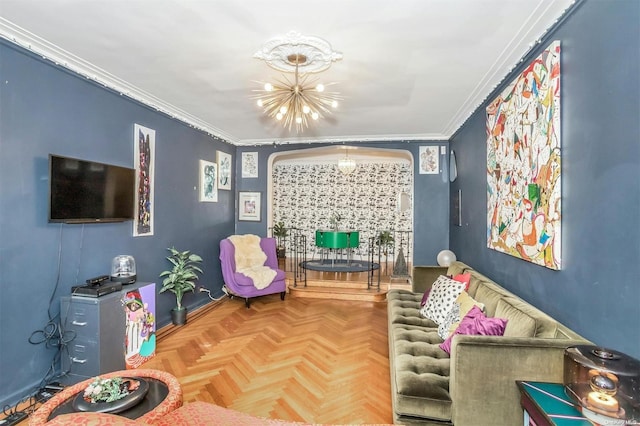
238 191 261 221
133 124 155 237
419 146 439 174
241 152 258 178
199 160 218 202
217 151 232 190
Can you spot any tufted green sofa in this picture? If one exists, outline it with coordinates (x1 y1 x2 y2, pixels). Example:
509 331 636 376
386 261 589 426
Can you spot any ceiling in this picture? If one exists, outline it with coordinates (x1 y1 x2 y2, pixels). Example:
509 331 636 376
0 0 574 146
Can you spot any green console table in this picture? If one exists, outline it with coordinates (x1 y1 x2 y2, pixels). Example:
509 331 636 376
517 381 600 426
315 230 359 249
315 230 359 265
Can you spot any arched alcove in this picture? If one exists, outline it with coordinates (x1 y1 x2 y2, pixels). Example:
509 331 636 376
267 145 414 263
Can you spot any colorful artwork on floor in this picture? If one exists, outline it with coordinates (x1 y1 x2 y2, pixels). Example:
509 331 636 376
124 283 156 369
486 40 561 270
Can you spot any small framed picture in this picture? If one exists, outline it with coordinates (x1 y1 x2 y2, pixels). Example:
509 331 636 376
241 152 259 178
199 160 218 202
419 146 439 174
238 191 261 221
217 151 232 190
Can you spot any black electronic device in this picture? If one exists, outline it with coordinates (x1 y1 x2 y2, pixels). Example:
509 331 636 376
86 275 110 285
48 154 135 224
72 281 122 297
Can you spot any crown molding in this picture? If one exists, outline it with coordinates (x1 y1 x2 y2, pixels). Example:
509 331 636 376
441 0 578 136
235 132 447 146
0 17 238 144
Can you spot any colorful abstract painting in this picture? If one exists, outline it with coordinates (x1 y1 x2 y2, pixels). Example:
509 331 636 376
486 41 561 270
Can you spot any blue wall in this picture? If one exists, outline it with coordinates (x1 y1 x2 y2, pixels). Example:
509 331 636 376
235 141 451 265
450 0 640 359
0 42 235 406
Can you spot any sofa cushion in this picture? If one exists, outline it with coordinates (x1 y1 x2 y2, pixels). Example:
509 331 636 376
388 289 439 328
472 279 513 317
391 325 452 421
495 297 559 338
437 291 485 339
465 269 500 299
439 305 508 354
420 275 466 324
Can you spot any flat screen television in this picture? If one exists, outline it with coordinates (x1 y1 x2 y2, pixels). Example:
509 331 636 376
48 154 135 223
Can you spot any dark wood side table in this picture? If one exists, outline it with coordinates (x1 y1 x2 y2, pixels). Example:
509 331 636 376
516 381 593 426
30 369 183 425
48 378 168 421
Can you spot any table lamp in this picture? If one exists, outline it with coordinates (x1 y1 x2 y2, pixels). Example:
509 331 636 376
564 345 640 425
110 255 137 284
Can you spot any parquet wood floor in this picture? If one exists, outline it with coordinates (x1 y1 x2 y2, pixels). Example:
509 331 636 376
142 295 393 424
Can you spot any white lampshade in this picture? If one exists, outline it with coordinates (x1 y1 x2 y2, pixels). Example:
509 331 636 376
436 250 456 267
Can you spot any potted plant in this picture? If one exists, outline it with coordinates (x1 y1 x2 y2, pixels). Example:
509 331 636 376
375 230 395 256
272 221 288 258
159 247 203 326
329 212 342 231
375 230 395 274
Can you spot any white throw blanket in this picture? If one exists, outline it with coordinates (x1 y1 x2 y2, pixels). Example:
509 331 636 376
229 234 277 290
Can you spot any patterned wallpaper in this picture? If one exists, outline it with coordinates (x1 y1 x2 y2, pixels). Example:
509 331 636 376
272 161 413 256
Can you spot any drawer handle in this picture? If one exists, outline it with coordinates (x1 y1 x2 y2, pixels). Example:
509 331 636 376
72 321 87 326
71 357 87 364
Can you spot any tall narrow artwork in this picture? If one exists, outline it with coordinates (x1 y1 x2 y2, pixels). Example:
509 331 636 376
133 124 155 237
486 41 561 270
217 151 232 190
199 159 218 202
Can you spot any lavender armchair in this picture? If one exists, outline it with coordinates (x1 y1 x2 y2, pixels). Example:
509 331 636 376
219 236 286 308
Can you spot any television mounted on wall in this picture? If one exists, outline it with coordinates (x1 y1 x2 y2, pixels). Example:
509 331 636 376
48 154 135 223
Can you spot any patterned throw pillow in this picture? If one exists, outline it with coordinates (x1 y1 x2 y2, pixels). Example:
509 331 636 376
419 275 466 325
437 291 485 339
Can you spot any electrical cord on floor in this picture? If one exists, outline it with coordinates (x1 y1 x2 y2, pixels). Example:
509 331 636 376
199 286 229 301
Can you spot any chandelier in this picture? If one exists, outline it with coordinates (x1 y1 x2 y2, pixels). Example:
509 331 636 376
338 148 356 175
252 32 343 133
253 53 341 132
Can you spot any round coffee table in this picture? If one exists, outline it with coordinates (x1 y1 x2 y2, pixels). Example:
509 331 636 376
29 369 182 425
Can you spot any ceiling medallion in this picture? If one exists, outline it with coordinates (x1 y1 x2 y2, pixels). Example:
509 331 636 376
253 32 343 132
253 31 343 73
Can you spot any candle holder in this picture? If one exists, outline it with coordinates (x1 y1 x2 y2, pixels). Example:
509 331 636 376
564 345 640 425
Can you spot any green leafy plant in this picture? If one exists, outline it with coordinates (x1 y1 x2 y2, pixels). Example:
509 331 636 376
272 221 288 258
375 230 395 255
273 221 288 240
159 247 203 310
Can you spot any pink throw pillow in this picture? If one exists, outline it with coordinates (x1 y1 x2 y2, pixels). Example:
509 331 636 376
439 305 507 354
452 272 471 291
